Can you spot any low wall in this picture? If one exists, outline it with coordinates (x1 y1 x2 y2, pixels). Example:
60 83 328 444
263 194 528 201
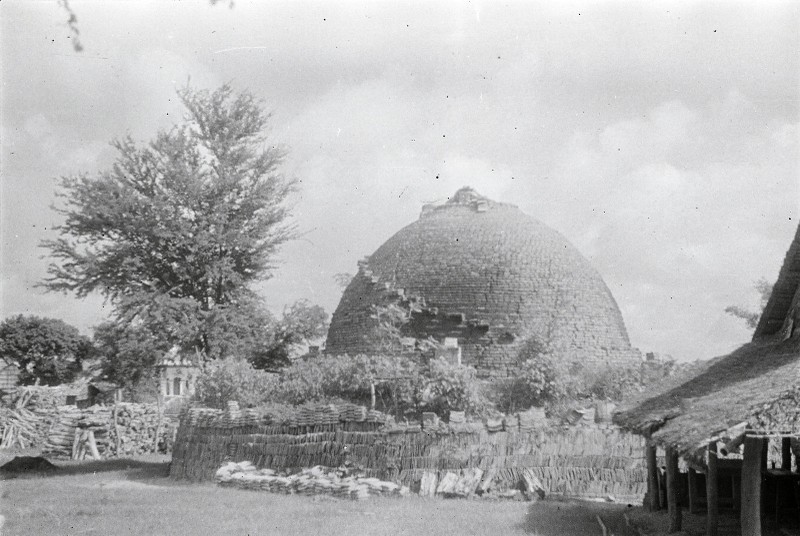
170 405 648 503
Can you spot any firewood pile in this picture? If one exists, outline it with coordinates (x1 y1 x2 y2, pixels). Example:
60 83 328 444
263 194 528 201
0 397 175 458
171 404 649 503
215 461 410 500
0 406 53 449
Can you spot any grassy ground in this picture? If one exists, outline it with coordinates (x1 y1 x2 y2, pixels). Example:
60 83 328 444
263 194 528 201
0 454 630 535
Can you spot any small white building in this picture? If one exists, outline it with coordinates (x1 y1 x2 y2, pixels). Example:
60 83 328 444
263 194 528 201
155 347 199 399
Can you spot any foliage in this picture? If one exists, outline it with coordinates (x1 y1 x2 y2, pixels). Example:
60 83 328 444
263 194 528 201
93 321 166 389
491 354 573 414
0 315 93 385
250 300 328 371
420 358 489 417
725 277 773 330
40 83 296 359
586 359 703 402
275 354 422 414
193 356 280 409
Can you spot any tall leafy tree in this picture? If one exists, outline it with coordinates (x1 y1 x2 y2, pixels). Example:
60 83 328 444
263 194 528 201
250 300 329 371
725 278 773 330
41 84 296 359
0 315 93 385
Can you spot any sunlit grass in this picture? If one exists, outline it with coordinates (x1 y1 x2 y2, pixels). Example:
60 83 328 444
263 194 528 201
0 455 628 535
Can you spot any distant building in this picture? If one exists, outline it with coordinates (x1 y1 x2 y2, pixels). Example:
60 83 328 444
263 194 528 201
155 347 199 400
0 357 20 396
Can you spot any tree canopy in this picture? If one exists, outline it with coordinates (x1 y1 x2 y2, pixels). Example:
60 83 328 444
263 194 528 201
250 300 329 371
42 84 296 359
0 315 93 385
725 278 773 330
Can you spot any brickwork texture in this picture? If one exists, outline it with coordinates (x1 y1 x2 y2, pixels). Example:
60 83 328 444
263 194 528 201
326 187 640 377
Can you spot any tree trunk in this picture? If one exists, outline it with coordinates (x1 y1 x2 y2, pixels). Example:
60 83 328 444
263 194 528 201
647 444 661 511
707 441 718 536
666 447 682 533
741 435 763 536
782 437 792 471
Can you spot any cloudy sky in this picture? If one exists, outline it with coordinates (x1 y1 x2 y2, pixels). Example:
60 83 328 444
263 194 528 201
1 1 798 362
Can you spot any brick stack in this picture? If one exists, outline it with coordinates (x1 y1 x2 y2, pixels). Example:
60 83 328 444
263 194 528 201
325 187 641 378
170 404 650 504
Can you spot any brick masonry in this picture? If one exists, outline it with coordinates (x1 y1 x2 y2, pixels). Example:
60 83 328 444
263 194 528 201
326 188 640 377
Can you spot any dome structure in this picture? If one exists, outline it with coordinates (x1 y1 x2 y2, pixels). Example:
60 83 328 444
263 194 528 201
326 187 640 378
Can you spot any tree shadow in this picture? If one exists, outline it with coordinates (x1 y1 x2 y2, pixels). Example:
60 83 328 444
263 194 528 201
0 456 171 482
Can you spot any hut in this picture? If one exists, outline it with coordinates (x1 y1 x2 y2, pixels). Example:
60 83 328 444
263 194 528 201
155 346 199 400
615 224 800 536
0 357 20 396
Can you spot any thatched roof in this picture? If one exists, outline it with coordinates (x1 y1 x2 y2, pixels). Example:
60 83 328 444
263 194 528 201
614 224 800 456
755 224 800 338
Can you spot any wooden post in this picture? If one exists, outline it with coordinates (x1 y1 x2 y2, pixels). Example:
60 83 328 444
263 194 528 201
647 444 661 511
370 381 376 410
707 441 719 536
688 467 698 513
87 430 101 460
666 447 682 533
782 437 792 471
741 435 763 536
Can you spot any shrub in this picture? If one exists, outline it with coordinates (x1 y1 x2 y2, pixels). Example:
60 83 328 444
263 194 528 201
586 359 700 402
491 353 573 413
193 356 279 409
420 358 489 417
276 354 422 416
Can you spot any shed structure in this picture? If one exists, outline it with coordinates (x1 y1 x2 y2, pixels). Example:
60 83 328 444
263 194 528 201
614 223 800 535
326 187 640 378
156 347 199 400
0 357 20 395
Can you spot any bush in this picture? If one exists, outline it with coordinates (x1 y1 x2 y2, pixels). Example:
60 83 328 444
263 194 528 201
420 358 489 417
586 359 701 402
193 356 279 409
491 354 573 414
277 354 422 416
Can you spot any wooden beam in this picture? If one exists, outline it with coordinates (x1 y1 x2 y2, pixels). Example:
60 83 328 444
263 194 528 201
741 435 763 536
646 444 660 511
666 447 682 533
706 441 719 536
688 467 698 513
782 437 792 471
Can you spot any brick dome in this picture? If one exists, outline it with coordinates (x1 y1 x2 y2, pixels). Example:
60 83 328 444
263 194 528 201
326 187 640 377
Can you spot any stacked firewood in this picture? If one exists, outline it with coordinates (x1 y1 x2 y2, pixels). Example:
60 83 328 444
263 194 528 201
0 407 47 449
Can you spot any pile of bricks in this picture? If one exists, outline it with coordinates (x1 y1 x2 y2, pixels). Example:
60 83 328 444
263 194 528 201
171 403 648 504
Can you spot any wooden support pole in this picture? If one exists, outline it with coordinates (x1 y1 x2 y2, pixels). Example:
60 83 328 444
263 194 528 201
782 437 792 471
688 467 698 513
87 430 101 460
741 435 764 536
666 447 682 533
647 444 661 511
707 441 719 536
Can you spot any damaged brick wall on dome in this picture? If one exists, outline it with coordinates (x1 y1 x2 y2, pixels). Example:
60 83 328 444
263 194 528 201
325 188 641 378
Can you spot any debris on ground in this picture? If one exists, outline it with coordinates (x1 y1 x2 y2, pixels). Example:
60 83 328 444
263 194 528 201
215 461 410 501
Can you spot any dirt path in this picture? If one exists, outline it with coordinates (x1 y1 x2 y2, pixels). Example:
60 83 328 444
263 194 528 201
523 499 634 535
